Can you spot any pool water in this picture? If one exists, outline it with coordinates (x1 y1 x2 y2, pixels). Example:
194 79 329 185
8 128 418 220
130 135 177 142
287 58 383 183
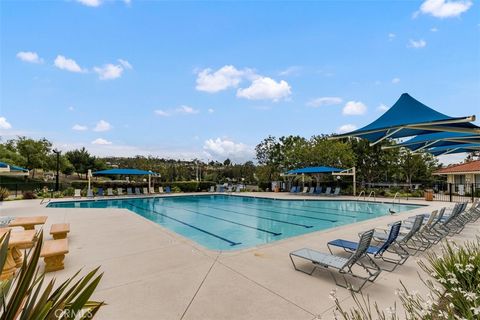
47 195 421 251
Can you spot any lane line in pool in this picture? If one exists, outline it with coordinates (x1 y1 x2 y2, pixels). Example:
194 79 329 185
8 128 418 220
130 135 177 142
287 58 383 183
247 201 358 218
181 203 314 228
156 203 282 236
216 202 338 223
126 202 241 247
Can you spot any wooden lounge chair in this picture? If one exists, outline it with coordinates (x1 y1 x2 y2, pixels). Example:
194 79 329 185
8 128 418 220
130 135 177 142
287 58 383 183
290 230 380 292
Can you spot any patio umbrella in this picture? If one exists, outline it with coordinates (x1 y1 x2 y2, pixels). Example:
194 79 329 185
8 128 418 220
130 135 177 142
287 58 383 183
330 93 479 145
425 143 480 156
0 161 29 176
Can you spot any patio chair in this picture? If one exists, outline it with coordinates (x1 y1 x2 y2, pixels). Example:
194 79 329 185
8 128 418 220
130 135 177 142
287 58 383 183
149 187 155 194
209 186 215 192
165 186 171 193
307 187 315 195
235 185 242 192
302 187 308 193
290 229 380 292
158 186 164 194
107 188 114 196
143 187 149 194
322 187 332 196
135 187 141 195
329 187 340 196
313 186 322 196
289 186 298 194
373 215 425 256
73 189 81 198
117 187 124 196
96 188 104 197
126 188 133 195
87 189 94 198
328 222 405 271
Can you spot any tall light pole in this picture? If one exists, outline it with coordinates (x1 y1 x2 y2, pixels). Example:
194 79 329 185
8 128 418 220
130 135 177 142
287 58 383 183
53 149 61 191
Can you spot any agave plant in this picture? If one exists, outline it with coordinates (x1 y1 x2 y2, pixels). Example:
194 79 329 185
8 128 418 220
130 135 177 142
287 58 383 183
0 230 104 319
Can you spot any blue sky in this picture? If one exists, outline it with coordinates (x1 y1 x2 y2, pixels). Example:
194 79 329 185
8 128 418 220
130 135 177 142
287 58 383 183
1 0 479 163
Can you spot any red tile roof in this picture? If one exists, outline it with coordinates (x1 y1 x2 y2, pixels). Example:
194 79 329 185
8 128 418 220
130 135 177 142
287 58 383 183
434 160 480 174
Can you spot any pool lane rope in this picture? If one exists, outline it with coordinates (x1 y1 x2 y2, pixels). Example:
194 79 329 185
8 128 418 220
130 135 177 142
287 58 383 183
126 202 241 247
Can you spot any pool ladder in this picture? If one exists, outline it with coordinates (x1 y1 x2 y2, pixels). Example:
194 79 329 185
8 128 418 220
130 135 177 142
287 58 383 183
389 192 400 214
367 191 376 202
356 190 366 201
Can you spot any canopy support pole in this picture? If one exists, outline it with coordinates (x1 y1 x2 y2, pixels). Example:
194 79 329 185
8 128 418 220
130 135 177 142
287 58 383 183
369 127 403 146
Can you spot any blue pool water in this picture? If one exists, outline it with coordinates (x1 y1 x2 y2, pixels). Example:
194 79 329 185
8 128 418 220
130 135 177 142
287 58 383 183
47 195 421 251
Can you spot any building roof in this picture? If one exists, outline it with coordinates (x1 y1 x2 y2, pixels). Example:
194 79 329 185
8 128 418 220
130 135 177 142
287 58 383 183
434 160 480 175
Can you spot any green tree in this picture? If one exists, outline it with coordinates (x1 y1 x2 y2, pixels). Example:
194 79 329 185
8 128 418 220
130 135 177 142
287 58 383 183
13 137 52 178
65 147 92 178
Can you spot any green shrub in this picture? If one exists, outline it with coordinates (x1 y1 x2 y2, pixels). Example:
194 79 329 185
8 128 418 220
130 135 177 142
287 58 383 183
170 186 181 193
0 187 9 201
333 238 480 319
63 187 75 197
22 191 37 199
0 231 104 318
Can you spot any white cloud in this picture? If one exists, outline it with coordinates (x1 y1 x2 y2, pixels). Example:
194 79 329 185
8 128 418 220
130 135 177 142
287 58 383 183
203 138 254 162
342 101 367 115
54 55 85 73
72 124 88 131
154 110 170 117
377 104 389 112
91 138 112 145
77 0 101 7
118 59 133 69
236 77 291 101
195 65 254 93
0 117 12 129
93 120 112 132
419 0 472 18
388 33 396 41
337 124 357 133
208 108 214 113
176 105 199 114
430 27 439 32
306 97 343 108
278 66 302 76
16 51 43 64
93 64 123 80
154 105 199 116
408 39 427 48
392 77 401 84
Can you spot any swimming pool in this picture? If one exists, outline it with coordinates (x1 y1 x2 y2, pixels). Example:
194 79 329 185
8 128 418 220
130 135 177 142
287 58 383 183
48 195 421 251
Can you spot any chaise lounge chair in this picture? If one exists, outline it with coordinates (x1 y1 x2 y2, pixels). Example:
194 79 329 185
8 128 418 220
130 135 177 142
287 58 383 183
158 186 164 194
143 187 149 195
135 187 141 195
165 186 171 193
290 229 380 292
328 222 406 271
126 188 133 195
73 189 81 198
329 187 340 196
322 187 331 196
107 188 114 196
117 187 124 196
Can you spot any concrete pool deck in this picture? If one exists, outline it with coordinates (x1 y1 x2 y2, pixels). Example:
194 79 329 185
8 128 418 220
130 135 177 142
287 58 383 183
1 193 479 319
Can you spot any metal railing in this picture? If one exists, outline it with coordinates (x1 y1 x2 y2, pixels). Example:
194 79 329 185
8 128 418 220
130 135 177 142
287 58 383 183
367 191 376 202
356 190 365 201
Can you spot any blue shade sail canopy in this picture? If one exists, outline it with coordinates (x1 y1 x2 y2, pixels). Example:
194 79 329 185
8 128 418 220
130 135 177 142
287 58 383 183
0 161 29 175
286 166 344 175
330 93 479 145
93 168 157 175
392 132 480 152
426 143 480 156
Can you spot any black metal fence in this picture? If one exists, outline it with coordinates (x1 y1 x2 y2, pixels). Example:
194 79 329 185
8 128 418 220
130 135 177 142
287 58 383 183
430 182 480 203
0 182 68 197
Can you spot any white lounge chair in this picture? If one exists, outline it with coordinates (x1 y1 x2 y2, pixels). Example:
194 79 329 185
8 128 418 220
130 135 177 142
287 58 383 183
149 187 155 194
158 186 164 194
209 186 215 192
73 189 81 198
117 187 124 196
143 187 149 194
107 188 114 196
